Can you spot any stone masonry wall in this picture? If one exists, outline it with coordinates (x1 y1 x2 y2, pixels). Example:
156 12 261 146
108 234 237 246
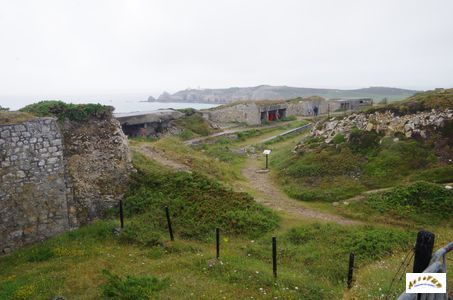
207 103 261 125
0 118 69 254
0 116 132 254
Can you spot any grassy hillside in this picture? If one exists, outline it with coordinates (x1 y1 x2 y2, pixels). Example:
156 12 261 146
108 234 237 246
173 108 218 139
337 181 453 226
273 128 452 203
368 88 453 115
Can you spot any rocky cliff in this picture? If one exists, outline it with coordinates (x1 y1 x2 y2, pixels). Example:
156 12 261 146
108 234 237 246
0 110 133 254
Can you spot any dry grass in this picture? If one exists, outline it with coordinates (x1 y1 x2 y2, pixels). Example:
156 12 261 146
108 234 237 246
0 111 37 125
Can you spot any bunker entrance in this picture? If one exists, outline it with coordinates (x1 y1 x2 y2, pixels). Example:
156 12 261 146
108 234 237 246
261 108 287 123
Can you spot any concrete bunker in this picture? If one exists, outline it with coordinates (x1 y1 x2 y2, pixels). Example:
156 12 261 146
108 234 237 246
115 110 184 138
259 104 288 123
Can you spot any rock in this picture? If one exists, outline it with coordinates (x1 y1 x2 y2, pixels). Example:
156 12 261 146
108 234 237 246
207 258 219 267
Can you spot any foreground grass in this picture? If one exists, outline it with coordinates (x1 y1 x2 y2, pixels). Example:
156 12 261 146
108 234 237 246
0 152 426 299
0 219 419 299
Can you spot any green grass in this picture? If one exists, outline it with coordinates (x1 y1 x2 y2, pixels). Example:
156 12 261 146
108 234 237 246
0 111 37 124
149 137 243 182
173 109 217 138
122 152 279 242
272 130 448 202
366 88 453 115
338 181 453 225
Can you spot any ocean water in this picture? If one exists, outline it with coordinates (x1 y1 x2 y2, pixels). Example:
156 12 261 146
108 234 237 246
0 95 219 113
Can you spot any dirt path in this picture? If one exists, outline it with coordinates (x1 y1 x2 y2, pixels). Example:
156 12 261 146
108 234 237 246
131 143 191 172
241 158 361 225
132 126 362 225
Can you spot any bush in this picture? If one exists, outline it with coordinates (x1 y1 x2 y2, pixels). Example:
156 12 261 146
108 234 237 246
0 105 9 111
20 101 112 121
348 129 381 154
365 181 453 221
101 270 169 299
332 133 345 144
122 154 279 242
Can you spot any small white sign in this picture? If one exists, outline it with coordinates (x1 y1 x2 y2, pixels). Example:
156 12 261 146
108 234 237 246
263 150 271 155
405 273 446 294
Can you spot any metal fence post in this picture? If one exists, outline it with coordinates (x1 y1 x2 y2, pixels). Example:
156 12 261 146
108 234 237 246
119 200 124 228
165 206 174 241
272 236 277 278
347 253 355 289
216 228 220 259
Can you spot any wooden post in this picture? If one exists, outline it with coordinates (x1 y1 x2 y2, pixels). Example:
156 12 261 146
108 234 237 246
119 200 124 228
347 252 354 289
413 230 435 272
216 228 220 259
165 206 174 241
272 236 277 278
265 154 269 170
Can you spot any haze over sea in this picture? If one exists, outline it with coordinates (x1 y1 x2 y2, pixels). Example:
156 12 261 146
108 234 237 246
0 93 218 113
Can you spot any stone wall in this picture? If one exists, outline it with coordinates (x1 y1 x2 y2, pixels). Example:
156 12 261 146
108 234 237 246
0 118 69 254
207 103 261 125
287 98 329 116
0 116 132 254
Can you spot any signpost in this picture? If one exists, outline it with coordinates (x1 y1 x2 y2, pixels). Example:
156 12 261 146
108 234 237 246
263 149 271 170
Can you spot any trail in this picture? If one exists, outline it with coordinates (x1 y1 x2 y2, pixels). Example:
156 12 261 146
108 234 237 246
241 157 361 225
131 143 190 172
133 124 363 225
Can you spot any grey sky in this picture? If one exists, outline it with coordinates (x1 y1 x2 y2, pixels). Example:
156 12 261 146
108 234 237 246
1 0 452 103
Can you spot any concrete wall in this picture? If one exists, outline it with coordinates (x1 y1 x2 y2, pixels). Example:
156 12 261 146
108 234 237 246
0 116 132 254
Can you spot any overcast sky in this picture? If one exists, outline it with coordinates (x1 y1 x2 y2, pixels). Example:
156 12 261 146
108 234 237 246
1 0 453 104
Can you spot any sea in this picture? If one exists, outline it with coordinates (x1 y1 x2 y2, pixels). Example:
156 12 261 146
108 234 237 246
0 94 219 113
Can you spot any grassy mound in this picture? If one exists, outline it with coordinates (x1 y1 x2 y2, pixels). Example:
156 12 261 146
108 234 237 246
121 153 279 244
368 88 453 115
273 130 450 202
20 100 112 121
349 181 453 224
174 108 217 139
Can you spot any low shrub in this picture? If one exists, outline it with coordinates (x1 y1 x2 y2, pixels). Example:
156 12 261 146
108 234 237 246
20 101 112 121
122 154 279 242
332 133 345 144
101 270 169 299
348 129 381 154
365 181 453 221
